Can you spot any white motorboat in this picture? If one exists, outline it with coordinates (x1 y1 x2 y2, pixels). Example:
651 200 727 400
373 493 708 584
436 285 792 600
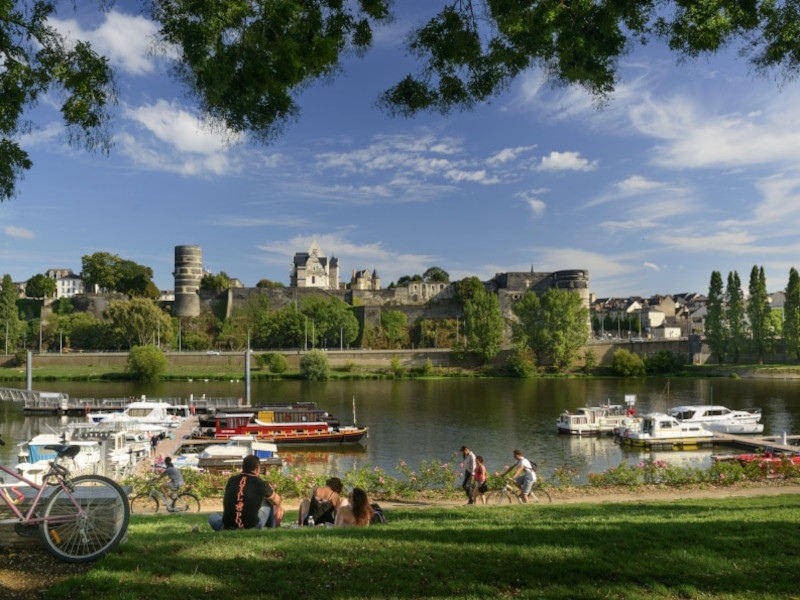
197 435 281 473
619 413 715 450
667 405 764 434
557 404 640 435
557 395 640 435
86 399 186 429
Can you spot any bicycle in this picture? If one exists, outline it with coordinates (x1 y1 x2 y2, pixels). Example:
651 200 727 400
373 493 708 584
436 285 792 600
485 478 552 505
130 479 200 514
0 434 130 563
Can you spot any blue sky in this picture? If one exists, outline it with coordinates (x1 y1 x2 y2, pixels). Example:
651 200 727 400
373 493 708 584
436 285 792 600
3 1 800 298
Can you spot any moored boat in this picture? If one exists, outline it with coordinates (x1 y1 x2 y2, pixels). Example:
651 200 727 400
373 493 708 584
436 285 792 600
212 411 368 445
86 399 187 429
196 435 281 473
667 405 764 434
557 402 639 435
557 395 640 435
619 413 715 450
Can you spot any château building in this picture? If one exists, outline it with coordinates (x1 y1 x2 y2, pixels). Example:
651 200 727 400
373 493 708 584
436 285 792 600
289 241 340 289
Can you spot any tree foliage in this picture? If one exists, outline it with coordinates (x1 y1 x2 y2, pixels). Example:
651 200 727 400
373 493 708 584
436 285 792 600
423 267 450 282
105 298 172 349
127 345 168 381
6 1 800 200
612 348 645 377
513 288 589 372
25 274 56 299
705 270 727 364
725 271 747 363
1 274 21 352
463 286 504 364
784 267 800 363
0 1 116 201
200 271 233 292
299 349 329 381
150 0 391 143
453 276 485 307
81 252 156 297
379 1 800 117
747 264 775 365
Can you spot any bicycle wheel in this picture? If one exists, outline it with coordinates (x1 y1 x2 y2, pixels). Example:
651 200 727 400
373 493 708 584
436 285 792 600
486 489 515 504
130 493 159 514
171 493 200 513
39 474 130 563
528 486 552 504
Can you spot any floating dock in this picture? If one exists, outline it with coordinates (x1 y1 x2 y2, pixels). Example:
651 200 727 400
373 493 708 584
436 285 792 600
0 387 245 415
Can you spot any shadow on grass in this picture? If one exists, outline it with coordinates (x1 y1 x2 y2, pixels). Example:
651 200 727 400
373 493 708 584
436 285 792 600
49 495 800 600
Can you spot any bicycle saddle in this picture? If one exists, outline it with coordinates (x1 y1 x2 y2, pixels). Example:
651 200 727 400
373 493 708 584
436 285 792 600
44 444 81 459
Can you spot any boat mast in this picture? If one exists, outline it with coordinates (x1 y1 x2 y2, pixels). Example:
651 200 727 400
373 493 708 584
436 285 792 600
352 396 357 426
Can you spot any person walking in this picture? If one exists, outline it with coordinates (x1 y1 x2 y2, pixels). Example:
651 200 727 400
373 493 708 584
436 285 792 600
460 445 477 505
472 455 489 505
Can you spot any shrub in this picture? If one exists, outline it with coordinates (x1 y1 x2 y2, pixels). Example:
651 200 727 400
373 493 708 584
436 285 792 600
126 345 167 381
268 353 288 374
612 349 646 376
507 347 536 378
299 349 329 380
420 358 433 376
391 356 405 378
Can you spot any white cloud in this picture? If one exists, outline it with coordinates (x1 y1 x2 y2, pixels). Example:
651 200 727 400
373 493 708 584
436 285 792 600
444 169 498 184
631 91 800 169
51 11 159 76
516 191 546 217
487 145 537 166
124 100 238 155
536 151 598 172
643 262 660 271
4 226 34 239
614 175 665 195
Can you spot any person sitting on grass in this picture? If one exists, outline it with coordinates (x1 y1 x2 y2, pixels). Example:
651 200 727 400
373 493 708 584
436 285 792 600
299 477 344 526
334 488 373 527
208 454 283 530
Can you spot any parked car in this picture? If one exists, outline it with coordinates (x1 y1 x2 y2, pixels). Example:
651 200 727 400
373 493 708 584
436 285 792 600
206 350 220 355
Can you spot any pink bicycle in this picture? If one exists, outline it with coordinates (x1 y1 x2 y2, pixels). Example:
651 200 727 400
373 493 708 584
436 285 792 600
0 434 130 563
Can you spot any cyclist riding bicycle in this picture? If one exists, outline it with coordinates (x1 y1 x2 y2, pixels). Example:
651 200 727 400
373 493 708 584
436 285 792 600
501 449 537 504
154 456 184 508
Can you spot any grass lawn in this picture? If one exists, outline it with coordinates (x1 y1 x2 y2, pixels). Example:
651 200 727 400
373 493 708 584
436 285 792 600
48 494 800 600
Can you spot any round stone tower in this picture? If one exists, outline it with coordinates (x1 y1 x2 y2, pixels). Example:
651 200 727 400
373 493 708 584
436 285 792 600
173 245 202 317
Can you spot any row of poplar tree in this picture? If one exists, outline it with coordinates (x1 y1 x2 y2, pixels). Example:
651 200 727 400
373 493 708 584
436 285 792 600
705 265 800 365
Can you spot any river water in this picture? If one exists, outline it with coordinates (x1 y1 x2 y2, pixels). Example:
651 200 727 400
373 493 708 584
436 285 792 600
2 378 799 484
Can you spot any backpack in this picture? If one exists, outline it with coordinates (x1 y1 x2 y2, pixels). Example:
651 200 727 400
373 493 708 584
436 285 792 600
370 503 387 524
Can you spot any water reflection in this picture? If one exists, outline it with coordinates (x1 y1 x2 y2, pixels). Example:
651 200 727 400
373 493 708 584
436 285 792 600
2 377 800 484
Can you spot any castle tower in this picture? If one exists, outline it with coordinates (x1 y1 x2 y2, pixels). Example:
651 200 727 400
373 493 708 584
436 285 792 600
173 245 202 317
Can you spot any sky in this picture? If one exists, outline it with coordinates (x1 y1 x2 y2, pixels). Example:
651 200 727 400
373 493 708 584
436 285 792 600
2 1 800 299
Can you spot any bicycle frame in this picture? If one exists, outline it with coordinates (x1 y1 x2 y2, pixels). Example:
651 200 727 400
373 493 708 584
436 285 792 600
0 462 86 526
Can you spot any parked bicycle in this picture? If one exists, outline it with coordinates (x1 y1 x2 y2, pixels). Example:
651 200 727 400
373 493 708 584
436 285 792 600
130 479 200 514
0 434 130 563
485 479 552 505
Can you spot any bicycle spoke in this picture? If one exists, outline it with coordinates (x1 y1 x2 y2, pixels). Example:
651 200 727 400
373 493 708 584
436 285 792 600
131 493 159 514
40 475 130 563
170 493 199 513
